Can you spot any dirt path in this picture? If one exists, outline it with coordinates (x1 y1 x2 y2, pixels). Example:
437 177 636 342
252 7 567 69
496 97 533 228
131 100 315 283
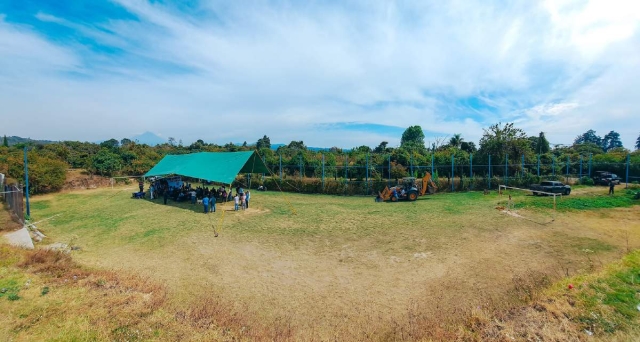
3 227 34 249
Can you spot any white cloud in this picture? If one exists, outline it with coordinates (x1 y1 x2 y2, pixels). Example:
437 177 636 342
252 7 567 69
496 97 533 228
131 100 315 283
0 0 639 148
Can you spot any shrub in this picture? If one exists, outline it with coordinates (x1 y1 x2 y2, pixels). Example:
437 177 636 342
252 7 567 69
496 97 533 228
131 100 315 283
580 176 595 185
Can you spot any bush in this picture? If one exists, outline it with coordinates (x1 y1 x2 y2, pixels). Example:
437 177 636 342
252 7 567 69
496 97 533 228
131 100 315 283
580 176 595 185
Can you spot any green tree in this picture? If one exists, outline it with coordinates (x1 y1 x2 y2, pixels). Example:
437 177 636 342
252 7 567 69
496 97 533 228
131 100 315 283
449 134 463 149
536 132 550 154
601 131 623 152
286 141 306 150
374 141 389 153
478 122 531 158
460 141 477 154
4 151 67 194
574 142 605 156
100 138 120 150
120 138 132 146
92 149 122 176
574 129 602 146
355 145 371 153
2 135 7 147
256 135 271 149
400 125 425 152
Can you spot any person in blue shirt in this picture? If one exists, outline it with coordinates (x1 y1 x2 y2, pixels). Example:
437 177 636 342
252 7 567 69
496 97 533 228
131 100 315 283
209 192 215 212
245 191 250 209
202 196 209 213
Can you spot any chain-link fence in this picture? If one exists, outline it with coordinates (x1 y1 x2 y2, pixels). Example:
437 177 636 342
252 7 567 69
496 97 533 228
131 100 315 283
244 154 639 196
2 182 25 223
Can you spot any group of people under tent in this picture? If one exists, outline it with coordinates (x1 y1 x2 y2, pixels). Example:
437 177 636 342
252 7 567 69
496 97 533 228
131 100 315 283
142 178 251 213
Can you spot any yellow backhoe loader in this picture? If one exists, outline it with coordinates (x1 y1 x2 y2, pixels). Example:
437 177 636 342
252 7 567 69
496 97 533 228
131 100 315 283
378 173 438 202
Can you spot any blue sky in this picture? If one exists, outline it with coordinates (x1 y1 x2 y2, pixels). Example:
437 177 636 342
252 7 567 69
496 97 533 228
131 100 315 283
1 0 639 148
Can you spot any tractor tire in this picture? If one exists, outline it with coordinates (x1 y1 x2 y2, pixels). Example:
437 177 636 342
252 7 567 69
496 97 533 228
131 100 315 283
391 196 399 202
407 191 418 201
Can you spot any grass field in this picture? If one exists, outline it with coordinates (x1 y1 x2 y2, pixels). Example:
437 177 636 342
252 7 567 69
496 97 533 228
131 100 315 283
6 185 640 340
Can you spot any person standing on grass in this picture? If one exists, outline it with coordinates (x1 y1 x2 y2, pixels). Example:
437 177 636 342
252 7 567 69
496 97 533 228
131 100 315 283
209 192 216 213
609 179 615 195
139 179 144 193
202 196 209 213
234 193 239 211
245 191 250 209
240 192 246 210
163 189 168 205
190 189 197 204
149 184 155 200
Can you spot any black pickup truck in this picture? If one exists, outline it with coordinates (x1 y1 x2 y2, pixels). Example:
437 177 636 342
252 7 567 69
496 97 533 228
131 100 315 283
592 171 621 185
530 181 571 196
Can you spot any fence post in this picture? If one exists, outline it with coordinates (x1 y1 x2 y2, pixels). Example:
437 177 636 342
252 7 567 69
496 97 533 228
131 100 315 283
322 153 325 191
345 155 348 180
469 153 473 191
451 154 454 192
410 152 414 177
588 153 592 177
626 154 630 188
431 154 434 175
579 155 583 179
388 154 391 187
279 154 282 181
505 154 508 186
24 146 30 218
488 154 491 190
366 153 369 195
537 154 540 176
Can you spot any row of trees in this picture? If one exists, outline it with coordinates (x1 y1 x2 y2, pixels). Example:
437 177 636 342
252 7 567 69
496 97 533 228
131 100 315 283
1 125 638 194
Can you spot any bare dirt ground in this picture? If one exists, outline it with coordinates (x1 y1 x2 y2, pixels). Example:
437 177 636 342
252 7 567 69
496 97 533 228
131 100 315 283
62 169 113 191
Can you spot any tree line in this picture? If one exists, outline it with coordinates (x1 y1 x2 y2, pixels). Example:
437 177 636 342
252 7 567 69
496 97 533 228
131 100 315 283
1 125 639 194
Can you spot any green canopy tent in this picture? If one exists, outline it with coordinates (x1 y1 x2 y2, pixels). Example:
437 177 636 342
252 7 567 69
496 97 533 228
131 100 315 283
144 151 269 185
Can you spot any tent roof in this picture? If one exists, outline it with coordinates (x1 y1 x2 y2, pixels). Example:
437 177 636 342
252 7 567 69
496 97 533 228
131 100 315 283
144 151 269 184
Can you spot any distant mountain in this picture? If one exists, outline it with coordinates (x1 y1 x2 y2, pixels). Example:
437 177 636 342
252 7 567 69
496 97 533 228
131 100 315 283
132 131 166 146
3 136 56 146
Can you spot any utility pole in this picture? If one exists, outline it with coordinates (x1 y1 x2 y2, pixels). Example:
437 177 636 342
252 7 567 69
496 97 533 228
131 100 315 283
388 154 391 187
626 154 630 188
488 155 491 190
505 154 508 186
451 154 454 192
322 153 325 191
24 146 30 218
365 153 369 195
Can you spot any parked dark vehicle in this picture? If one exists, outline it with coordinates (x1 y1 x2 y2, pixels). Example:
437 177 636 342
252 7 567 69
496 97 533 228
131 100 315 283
592 171 621 185
530 181 571 196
